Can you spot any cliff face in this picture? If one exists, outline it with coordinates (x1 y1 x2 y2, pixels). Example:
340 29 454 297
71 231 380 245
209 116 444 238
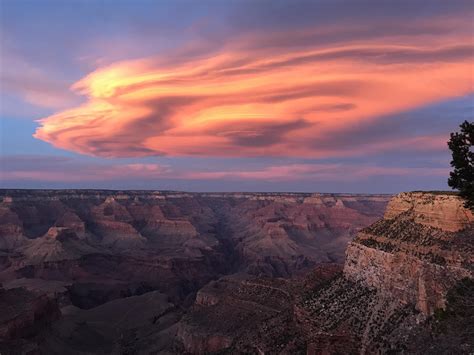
384 192 473 232
177 274 301 354
344 192 473 315
293 192 474 354
178 192 473 354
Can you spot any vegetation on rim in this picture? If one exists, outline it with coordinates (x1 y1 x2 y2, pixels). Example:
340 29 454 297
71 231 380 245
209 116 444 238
448 120 474 210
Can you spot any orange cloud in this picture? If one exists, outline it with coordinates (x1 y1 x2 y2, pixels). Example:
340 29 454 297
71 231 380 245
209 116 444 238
34 22 473 158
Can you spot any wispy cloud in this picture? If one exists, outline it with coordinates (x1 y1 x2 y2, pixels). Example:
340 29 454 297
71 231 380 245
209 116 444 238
0 155 448 186
0 155 170 182
33 14 472 158
0 48 80 113
184 164 449 182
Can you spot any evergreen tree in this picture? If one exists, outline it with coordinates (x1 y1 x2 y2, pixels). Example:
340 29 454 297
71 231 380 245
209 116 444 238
448 120 474 210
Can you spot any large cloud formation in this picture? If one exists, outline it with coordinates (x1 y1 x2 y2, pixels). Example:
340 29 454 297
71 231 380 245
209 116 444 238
34 15 473 158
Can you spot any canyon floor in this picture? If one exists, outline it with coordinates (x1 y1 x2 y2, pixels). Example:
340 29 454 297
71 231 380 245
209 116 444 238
0 190 472 354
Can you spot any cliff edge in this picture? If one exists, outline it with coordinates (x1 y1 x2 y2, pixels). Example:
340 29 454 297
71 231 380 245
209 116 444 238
345 192 473 315
297 192 473 354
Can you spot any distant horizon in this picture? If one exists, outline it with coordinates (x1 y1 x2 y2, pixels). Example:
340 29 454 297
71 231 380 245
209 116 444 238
0 187 457 196
0 172 460 194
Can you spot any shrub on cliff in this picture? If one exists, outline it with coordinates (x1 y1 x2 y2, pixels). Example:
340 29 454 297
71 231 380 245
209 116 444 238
448 120 473 210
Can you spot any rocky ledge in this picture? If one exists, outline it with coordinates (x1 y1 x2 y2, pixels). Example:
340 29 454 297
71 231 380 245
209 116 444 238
344 192 473 315
384 192 473 232
295 192 473 354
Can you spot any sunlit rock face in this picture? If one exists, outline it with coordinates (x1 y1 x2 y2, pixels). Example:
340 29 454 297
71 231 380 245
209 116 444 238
180 192 473 354
344 192 473 315
291 192 474 354
384 192 474 232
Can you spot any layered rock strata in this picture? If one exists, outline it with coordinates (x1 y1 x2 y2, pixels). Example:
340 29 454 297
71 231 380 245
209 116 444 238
178 192 473 354
344 192 473 315
7 190 471 353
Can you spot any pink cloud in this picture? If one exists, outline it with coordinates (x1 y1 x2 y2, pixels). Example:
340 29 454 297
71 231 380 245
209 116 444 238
0 159 171 182
33 18 473 158
184 164 449 182
0 156 448 185
0 49 80 113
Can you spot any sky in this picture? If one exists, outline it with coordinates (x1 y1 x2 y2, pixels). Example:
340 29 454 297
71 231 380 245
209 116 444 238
0 0 473 193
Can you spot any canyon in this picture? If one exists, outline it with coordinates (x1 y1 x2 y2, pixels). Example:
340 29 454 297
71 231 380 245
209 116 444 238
0 190 472 354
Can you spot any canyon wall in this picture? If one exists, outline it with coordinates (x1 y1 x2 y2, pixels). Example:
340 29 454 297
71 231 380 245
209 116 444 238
344 192 473 315
293 192 473 354
177 192 473 354
2 190 471 354
0 189 389 282
0 189 389 353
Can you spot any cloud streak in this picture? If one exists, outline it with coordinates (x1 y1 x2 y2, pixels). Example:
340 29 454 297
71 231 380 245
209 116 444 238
31 11 473 159
0 155 448 185
0 155 171 182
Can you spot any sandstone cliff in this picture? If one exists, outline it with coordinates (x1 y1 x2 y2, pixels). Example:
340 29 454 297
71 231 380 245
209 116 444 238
344 192 473 315
384 192 473 232
298 192 474 354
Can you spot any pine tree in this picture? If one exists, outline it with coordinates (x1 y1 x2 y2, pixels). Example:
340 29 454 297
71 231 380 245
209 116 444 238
448 120 474 210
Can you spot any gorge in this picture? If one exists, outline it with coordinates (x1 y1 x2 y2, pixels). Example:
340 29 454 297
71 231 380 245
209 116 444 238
0 190 472 354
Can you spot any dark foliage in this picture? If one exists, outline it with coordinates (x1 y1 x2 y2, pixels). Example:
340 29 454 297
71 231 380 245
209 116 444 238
448 120 474 210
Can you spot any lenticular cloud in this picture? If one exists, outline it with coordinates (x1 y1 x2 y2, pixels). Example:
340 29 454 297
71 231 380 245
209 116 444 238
34 25 473 158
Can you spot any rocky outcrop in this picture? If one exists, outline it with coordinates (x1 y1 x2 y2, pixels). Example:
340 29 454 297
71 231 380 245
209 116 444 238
0 207 28 251
3 278 70 306
384 192 474 232
20 227 99 264
178 326 233 354
177 275 298 354
344 242 471 315
344 192 473 316
294 192 474 354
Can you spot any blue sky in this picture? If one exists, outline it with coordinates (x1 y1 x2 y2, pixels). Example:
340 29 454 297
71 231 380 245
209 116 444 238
0 0 472 192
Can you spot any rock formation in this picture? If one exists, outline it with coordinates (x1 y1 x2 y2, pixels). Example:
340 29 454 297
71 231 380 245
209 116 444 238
0 189 388 277
178 192 473 354
299 192 473 353
0 189 388 353
1 190 471 354
345 192 473 315
0 286 60 353
384 192 474 232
